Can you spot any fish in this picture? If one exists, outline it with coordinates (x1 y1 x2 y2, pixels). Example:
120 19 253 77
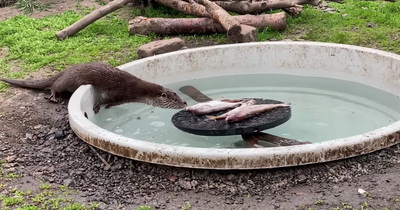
225 103 291 123
205 99 258 120
185 98 247 115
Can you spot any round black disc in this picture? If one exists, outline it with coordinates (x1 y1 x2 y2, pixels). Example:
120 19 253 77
171 98 291 136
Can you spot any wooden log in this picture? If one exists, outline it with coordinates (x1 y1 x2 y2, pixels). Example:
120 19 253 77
154 0 210 17
55 0 131 40
213 0 319 14
128 12 286 36
228 24 257 43
196 0 257 42
242 132 311 148
196 0 242 36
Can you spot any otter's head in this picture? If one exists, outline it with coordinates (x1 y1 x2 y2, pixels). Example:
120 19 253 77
151 88 187 109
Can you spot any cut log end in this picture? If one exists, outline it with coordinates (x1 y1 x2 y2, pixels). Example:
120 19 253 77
228 24 257 43
227 24 242 36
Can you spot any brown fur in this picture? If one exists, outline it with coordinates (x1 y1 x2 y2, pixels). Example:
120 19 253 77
0 62 187 114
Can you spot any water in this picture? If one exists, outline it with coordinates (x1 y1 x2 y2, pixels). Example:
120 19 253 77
89 74 400 148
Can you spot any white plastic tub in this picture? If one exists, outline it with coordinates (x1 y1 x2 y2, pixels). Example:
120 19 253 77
68 42 400 170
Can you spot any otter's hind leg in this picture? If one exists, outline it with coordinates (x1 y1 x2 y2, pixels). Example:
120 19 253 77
47 88 62 103
49 79 75 103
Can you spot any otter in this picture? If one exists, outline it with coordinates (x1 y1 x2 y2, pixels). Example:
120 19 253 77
0 62 187 114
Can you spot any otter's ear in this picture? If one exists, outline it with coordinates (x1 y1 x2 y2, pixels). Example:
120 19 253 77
161 93 167 98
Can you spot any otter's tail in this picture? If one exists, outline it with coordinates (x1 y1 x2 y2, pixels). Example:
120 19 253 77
0 78 54 90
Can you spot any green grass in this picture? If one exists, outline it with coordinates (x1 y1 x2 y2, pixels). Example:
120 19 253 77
265 0 400 52
1 0 398 91
0 7 153 91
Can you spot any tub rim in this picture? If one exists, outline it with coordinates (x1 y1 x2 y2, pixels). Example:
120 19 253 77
68 41 400 170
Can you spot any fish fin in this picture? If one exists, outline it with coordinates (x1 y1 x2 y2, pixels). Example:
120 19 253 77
205 115 218 121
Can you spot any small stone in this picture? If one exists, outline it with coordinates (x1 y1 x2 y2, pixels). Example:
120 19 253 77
239 185 248 191
178 180 192 190
227 174 236 181
191 180 198 188
5 168 16 173
342 13 348 17
136 38 186 59
41 148 52 153
6 155 17 163
47 166 55 173
111 163 123 171
25 133 33 140
367 23 375 28
34 124 42 129
297 174 307 183
104 165 111 171
63 179 72 186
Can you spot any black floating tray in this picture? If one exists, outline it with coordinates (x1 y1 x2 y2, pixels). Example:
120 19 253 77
171 98 292 136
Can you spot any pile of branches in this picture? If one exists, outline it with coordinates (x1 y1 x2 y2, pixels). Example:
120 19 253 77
55 0 320 43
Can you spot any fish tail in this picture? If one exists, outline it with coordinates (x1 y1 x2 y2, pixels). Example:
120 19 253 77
205 115 218 120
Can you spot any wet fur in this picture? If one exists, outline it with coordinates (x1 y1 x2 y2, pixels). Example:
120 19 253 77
0 62 187 114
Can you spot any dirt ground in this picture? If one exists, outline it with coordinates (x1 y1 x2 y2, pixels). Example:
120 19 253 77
1 1 400 210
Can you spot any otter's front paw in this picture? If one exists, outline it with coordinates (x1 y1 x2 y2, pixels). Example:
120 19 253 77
93 105 100 114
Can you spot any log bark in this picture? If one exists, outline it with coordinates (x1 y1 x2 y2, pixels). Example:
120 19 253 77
213 0 319 14
154 0 210 17
55 0 131 40
196 0 242 36
129 12 286 36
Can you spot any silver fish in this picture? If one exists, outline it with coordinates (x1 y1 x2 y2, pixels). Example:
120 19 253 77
185 98 246 115
205 99 258 120
225 103 291 122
